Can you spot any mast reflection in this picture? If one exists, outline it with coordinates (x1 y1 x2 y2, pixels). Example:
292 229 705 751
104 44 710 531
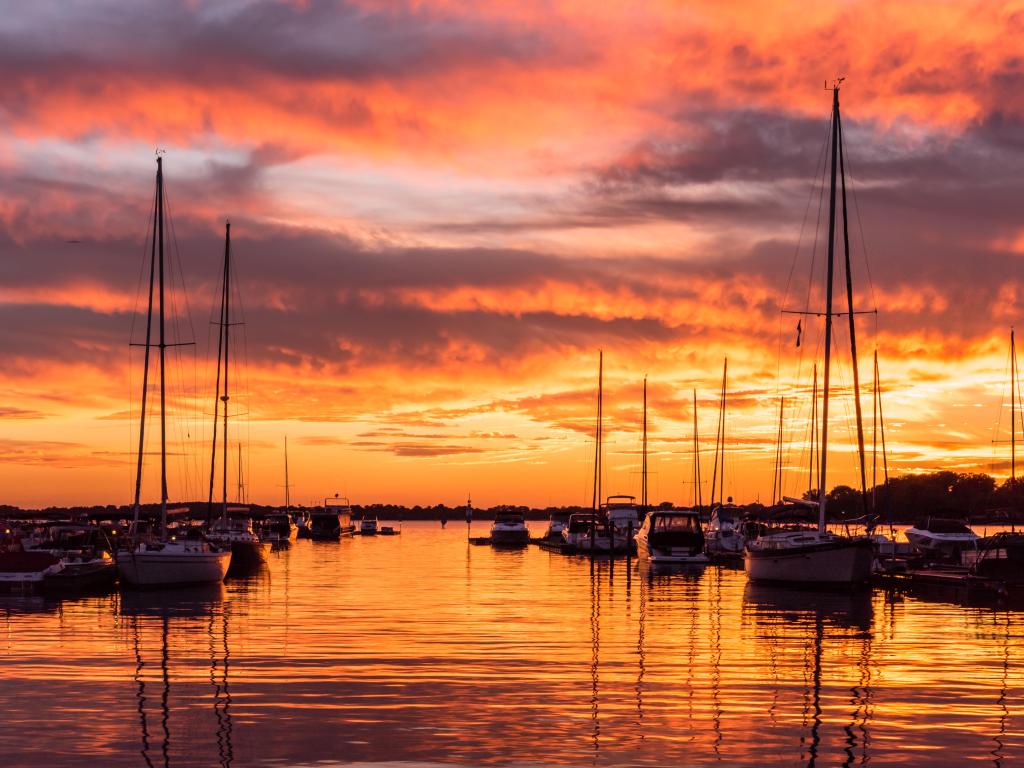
122 584 230 766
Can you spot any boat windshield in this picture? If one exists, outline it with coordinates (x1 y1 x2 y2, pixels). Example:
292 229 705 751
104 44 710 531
653 514 700 533
917 518 973 534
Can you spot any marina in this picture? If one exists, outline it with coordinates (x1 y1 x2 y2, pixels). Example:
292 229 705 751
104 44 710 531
2 522 1023 766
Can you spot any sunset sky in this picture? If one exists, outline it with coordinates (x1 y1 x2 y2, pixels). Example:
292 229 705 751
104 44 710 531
3 0 1024 509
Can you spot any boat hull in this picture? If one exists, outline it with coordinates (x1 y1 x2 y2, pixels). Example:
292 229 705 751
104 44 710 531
635 536 709 564
745 538 874 584
228 541 270 571
118 548 231 587
490 529 529 547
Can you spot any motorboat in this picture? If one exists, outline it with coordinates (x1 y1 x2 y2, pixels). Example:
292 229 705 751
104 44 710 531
208 509 270 568
634 509 708 564
705 504 745 558
0 551 64 592
905 517 979 558
561 513 611 553
359 516 379 536
259 511 298 544
310 497 355 540
604 495 640 543
542 512 571 542
745 528 874 585
490 512 530 547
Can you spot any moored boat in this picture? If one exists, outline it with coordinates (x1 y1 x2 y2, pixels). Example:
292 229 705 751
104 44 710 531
117 157 230 588
562 512 611 553
310 496 355 540
744 83 874 587
0 551 64 592
359 516 379 536
905 517 979 558
490 512 529 547
634 509 708 564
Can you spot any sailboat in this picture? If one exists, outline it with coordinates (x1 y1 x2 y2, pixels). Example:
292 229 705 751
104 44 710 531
565 351 613 553
745 83 874 585
634 377 708 563
205 222 270 569
118 157 231 587
261 438 299 544
705 362 745 558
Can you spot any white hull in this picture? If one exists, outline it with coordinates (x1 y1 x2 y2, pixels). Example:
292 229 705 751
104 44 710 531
118 545 231 587
905 529 978 554
563 531 611 552
745 537 873 584
635 534 708 564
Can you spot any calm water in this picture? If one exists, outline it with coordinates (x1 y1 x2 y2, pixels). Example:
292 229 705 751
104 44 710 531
0 522 1020 767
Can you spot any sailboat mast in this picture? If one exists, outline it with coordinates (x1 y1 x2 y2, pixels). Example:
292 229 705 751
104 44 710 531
237 442 243 504
207 225 229 523
157 156 168 537
131 160 159 528
818 84 841 533
810 363 818 498
592 351 603 510
772 397 784 505
642 375 648 515
284 436 291 510
872 350 878 515
719 359 727 505
221 222 231 519
693 389 702 512
837 101 869 515
1012 328 1017 484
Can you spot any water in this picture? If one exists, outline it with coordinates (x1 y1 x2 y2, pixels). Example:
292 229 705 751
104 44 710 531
0 521 1020 766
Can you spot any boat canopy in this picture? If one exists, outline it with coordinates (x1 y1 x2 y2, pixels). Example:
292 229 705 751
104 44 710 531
915 518 974 534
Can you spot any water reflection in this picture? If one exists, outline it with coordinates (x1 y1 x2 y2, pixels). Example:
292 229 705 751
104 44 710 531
0 524 1022 766
122 585 230 767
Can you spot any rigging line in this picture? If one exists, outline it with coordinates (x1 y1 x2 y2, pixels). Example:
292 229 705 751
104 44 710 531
777 113 834 393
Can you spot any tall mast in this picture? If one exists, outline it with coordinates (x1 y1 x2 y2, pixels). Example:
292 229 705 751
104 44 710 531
1012 328 1017 484
837 97 869 516
207 222 229 524
237 442 243 504
592 351 603 510
641 375 648 515
693 389 702 511
710 359 727 508
131 162 160 530
810 363 818 498
221 222 231 519
772 397 784 505
157 156 168 537
284 436 291 510
872 351 878 515
875 352 891 535
818 84 841 533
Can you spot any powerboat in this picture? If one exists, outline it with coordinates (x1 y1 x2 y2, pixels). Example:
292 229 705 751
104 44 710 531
490 512 529 547
208 510 270 568
542 512 571 542
905 517 979 558
359 516 379 536
561 513 611 553
634 509 708 564
705 504 745 558
604 495 640 545
310 497 355 540
259 511 298 544
0 551 64 592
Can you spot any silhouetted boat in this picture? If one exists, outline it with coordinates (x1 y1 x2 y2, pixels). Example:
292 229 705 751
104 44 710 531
489 512 529 547
745 82 873 586
309 495 355 540
117 157 230 588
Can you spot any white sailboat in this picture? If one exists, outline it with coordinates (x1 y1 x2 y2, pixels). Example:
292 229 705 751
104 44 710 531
205 225 269 569
118 156 231 588
745 83 874 586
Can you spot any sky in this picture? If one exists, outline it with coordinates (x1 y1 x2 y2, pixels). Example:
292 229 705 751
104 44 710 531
2 0 1024 509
